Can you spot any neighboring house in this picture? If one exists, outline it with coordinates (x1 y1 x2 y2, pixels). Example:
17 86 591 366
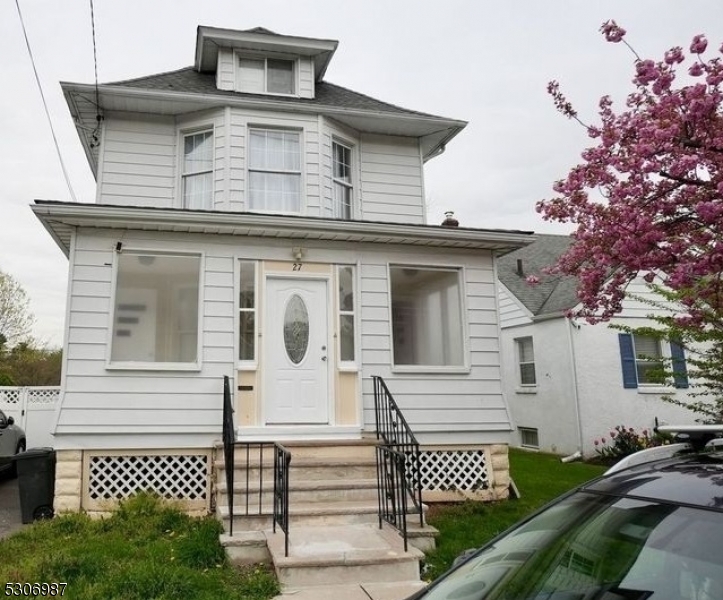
32 26 533 515
497 234 697 457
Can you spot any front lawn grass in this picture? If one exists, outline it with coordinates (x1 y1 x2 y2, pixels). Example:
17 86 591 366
0 492 279 600
423 449 607 580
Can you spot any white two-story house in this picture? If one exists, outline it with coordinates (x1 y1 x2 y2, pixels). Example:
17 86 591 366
33 26 532 514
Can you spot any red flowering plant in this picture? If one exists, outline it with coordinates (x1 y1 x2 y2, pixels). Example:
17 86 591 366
539 21 723 421
593 425 669 462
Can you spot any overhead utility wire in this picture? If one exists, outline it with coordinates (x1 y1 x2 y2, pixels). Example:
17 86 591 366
89 0 103 147
14 0 78 202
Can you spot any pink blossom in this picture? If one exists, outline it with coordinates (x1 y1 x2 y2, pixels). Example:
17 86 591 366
664 47 684 65
690 34 708 54
525 275 541 285
601 437 606 444
594 440 599 446
689 63 704 77
600 20 626 43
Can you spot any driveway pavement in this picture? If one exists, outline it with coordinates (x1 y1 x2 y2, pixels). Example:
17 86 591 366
0 471 23 539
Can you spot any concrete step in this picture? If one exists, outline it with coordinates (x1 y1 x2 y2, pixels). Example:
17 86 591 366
216 477 380 506
220 530 271 565
270 581 428 600
266 523 424 588
215 455 378 482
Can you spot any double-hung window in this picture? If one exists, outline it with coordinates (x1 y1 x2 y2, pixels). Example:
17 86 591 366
618 333 688 389
332 141 352 219
516 337 536 386
390 266 464 368
238 57 295 95
182 130 213 210
249 129 301 213
111 251 201 366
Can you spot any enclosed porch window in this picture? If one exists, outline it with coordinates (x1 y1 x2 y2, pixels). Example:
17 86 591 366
390 266 464 367
110 252 201 366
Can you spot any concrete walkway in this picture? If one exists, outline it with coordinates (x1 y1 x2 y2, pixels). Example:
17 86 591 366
0 472 23 539
271 581 427 600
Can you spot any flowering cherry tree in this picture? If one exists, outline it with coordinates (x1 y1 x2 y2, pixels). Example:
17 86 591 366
537 21 723 327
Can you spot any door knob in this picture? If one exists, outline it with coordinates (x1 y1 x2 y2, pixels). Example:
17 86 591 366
321 356 327 361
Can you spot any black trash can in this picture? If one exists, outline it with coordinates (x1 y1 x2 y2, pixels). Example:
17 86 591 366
14 447 56 524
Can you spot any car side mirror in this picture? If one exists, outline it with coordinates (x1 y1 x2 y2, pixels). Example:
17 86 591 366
7 416 14 426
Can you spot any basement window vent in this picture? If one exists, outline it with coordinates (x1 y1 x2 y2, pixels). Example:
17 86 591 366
519 427 540 449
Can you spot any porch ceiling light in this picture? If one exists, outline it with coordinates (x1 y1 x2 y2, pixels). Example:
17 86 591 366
292 246 305 261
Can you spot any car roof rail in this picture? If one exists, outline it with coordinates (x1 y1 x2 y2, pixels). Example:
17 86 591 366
655 422 723 452
605 442 692 475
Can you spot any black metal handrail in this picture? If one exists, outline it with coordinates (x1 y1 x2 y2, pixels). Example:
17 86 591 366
222 376 291 554
273 443 291 557
222 376 236 535
376 445 410 551
372 375 424 529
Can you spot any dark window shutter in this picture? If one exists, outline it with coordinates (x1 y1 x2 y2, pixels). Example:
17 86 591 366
670 341 689 389
618 333 638 388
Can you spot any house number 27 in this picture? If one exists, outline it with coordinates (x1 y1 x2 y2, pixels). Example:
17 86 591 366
292 263 303 271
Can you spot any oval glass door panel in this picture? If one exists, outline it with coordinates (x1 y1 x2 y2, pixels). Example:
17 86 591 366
284 294 310 364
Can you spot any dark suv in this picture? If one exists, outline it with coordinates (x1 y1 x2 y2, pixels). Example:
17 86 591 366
408 426 723 600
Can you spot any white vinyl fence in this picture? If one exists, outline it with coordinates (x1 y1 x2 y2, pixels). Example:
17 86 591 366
0 387 60 449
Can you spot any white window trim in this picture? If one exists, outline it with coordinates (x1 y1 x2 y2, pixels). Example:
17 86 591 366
332 139 354 220
388 264 470 373
237 259 258 370
632 334 665 388
515 336 537 388
177 124 215 210
519 427 540 449
247 126 304 215
234 53 300 97
106 248 204 371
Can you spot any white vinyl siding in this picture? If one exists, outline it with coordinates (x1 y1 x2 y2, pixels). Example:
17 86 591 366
497 285 533 328
59 231 235 440
60 232 509 447
359 250 508 445
359 133 425 224
98 115 177 207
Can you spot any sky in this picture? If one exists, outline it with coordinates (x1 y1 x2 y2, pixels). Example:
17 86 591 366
1 0 722 347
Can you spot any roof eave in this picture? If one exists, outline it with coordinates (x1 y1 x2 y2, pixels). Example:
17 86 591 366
62 82 468 165
32 201 534 257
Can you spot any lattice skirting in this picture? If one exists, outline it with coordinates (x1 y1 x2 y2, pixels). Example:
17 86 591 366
418 449 489 492
83 450 211 512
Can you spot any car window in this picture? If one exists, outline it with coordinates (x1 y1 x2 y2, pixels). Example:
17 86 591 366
420 492 723 600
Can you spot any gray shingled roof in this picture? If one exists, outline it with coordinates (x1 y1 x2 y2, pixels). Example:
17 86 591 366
103 67 449 120
497 234 580 317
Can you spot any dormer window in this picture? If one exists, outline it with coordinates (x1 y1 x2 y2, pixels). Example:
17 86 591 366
238 57 295 95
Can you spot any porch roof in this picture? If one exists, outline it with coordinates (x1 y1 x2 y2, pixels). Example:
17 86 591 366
32 201 534 257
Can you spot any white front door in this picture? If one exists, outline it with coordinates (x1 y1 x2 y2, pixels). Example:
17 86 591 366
265 277 329 424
